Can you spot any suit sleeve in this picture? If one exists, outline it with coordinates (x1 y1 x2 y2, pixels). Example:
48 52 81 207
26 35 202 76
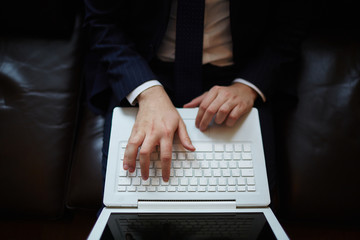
232 0 312 98
83 0 157 115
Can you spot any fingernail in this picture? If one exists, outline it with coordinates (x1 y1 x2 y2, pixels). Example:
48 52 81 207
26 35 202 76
129 167 135 172
163 177 169 182
123 164 129 170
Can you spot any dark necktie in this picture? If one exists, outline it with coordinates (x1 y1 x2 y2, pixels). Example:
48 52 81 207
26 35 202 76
174 0 205 107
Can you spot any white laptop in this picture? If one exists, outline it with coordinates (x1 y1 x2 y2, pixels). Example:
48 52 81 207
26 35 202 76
88 107 289 240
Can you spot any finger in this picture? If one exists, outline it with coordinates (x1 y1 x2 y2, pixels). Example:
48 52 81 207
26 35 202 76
124 131 145 172
214 100 237 125
183 93 206 108
195 89 218 128
139 136 158 180
178 120 195 151
159 137 173 182
198 92 228 131
225 104 248 127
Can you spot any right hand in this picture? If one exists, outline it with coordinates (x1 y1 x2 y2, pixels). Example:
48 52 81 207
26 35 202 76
122 86 195 182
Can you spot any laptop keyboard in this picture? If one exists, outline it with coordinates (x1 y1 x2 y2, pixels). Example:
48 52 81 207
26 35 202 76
117 142 256 193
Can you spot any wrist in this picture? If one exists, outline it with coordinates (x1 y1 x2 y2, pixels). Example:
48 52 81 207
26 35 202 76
137 85 169 105
232 82 258 102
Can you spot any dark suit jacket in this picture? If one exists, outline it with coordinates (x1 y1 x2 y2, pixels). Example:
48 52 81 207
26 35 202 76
83 0 310 115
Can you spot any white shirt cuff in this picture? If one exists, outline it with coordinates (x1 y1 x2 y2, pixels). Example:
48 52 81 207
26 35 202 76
126 80 163 105
233 78 266 102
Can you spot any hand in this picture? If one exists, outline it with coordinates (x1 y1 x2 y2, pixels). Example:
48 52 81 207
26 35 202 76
183 83 257 131
123 86 195 182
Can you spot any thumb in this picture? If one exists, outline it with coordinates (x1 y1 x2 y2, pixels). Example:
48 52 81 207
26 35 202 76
177 120 195 151
183 93 206 108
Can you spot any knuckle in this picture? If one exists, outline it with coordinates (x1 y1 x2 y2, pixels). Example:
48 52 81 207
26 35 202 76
227 114 238 122
162 128 172 138
127 137 141 147
139 148 151 156
212 85 221 92
219 105 230 114
206 107 216 115
199 103 207 112
161 155 172 163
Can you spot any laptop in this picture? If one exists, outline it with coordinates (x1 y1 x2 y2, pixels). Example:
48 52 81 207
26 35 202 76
88 107 289 240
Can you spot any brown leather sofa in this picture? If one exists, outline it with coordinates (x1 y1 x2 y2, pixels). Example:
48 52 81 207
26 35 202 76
1 0 359 236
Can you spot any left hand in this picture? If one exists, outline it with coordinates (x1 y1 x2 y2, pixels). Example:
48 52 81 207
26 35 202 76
183 83 257 131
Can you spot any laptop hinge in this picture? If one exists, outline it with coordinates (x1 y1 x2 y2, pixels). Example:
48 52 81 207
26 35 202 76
138 200 236 210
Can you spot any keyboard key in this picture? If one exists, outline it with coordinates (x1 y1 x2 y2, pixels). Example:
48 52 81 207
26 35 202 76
180 179 189 186
189 178 198 186
242 153 252 160
205 153 213 159
218 179 227 186
211 162 218 168
247 177 255 185
198 186 206 192
209 179 217 186
142 179 150 186
225 144 233 152
232 169 241 177
118 178 131 186
220 162 227 168
184 169 193 177
237 178 246 185
192 161 200 168
137 186 146 192
213 169 221 177
193 143 212 151
228 179 236 186
170 179 179 186
215 153 222 160
183 161 191 168
173 161 182 168
214 144 224 152
168 186 176 192
178 186 186 192
234 144 242 152
199 179 208 186
149 169 156 177
243 143 251 152
222 169 231 177
119 169 127 177
178 153 186 160
194 169 202 177
229 162 237 168
188 186 197 192
152 178 160 186
238 161 253 168
241 169 254 177
132 178 141 186
158 186 166 192
224 153 232 160
196 153 204 159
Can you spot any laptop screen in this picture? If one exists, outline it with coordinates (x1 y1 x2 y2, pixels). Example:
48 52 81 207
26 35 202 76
99 212 277 240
